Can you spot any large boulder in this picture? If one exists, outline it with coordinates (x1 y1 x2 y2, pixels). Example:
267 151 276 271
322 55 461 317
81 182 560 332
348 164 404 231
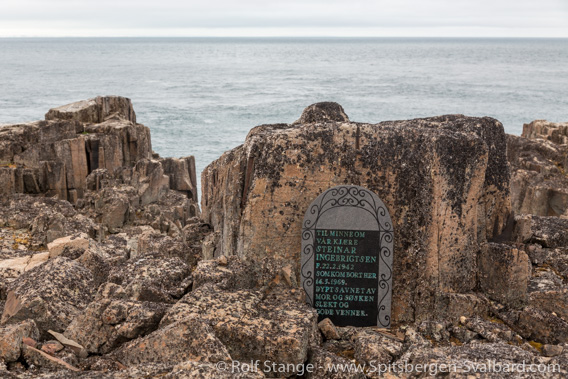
0 320 39 363
1 257 95 338
201 103 511 323
64 299 170 354
107 254 192 303
112 315 231 366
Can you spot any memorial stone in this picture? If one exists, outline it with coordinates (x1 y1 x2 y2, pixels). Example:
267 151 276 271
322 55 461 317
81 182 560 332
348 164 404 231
301 185 394 327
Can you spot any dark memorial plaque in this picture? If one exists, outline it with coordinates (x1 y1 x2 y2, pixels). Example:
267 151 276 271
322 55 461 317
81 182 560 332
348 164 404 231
301 185 393 327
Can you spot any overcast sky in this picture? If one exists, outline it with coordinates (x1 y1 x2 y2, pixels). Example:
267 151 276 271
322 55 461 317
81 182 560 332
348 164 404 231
1 0 567 37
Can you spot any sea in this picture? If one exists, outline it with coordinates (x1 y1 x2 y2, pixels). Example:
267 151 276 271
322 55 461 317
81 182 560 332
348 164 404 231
1 37 567 186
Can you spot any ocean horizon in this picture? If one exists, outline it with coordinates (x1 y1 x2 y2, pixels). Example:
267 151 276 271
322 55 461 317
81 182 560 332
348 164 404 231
1 37 567 182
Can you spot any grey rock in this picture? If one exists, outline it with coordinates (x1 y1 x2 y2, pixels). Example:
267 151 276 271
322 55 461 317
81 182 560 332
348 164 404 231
1 257 94 338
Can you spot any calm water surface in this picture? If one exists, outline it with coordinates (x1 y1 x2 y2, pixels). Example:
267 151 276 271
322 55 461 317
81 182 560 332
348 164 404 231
1 38 567 183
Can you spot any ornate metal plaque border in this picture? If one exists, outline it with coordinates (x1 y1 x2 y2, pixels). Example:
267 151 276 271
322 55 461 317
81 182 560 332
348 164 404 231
301 185 394 327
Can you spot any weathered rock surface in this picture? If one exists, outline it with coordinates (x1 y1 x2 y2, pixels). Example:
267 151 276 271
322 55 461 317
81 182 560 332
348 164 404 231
1 257 95 338
202 103 511 323
294 102 350 124
21 345 80 372
478 243 530 308
307 347 366 379
514 215 568 248
113 315 231 366
107 254 191 302
507 120 568 217
0 195 98 247
64 299 170 354
47 233 91 259
159 257 319 377
523 120 568 146
0 320 39 363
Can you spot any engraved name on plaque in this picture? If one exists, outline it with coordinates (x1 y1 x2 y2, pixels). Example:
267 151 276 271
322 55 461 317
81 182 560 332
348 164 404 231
301 185 394 327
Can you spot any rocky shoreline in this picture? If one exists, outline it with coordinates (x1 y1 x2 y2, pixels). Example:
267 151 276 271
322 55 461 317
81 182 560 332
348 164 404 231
0 97 567 378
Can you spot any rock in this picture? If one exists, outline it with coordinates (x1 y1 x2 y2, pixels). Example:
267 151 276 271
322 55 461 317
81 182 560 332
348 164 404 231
1 257 95 338
294 102 350 124
433 293 490 323
160 285 319 377
459 316 520 343
318 318 340 340
76 247 113 287
22 337 36 348
397 341 546 377
307 347 366 379
161 156 199 202
127 159 170 207
47 233 91 258
514 306 568 344
169 360 265 378
107 255 191 302
507 128 568 217
113 314 231 366
45 96 137 124
95 283 127 301
0 194 97 247
542 344 564 357
41 341 64 355
192 257 257 290
47 330 88 358
0 252 49 279
64 299 169 354
202 108 512 323
0 320 39 362
99 188 131 233
21 344 80 372
528 281 568 322
0 96 201 213
514 215 568 248
523 120 568 145
218 255 228 266
353 329 404 366
478 242 530 308
136 229 197 266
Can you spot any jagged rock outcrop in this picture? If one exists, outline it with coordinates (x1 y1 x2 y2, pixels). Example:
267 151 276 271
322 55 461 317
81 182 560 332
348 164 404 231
507 120 568 217
523 120 568 146
201 103 512 323
45 96 137 124
0 97 150 203
0 96 198 211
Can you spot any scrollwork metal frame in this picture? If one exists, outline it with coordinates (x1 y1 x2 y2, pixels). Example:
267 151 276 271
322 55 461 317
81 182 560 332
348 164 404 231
301 185 394 327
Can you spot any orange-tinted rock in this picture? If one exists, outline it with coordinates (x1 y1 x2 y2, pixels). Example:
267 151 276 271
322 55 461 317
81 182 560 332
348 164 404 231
0 320 39 363
478 243 530 309
113 315 231 366
201 103 511 323
45 96 137 124
507 120 568 217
